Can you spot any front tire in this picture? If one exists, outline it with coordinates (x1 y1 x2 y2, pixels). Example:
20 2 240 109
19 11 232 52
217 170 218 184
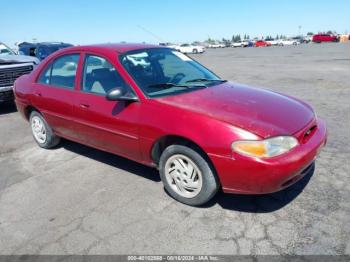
30 111 60 149
159 145 219 206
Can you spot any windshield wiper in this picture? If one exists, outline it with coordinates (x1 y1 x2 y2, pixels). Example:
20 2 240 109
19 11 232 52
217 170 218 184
186 78 227 83
148 83 206 89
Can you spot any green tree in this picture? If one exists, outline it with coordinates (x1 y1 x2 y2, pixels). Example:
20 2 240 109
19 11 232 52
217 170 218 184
206 37 216 44
235 34 241 42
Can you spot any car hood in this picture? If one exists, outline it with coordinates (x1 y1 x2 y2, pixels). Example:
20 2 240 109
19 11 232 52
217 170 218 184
0 55 39 65
156 82 315 138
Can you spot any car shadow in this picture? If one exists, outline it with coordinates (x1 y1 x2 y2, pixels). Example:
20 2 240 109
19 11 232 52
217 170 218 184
0 102 17 115
61 139 161 182
61 139 314 212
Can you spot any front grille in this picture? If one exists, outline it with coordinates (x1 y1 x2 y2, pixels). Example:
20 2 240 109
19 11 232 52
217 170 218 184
0 90 14 102
0 65 33 87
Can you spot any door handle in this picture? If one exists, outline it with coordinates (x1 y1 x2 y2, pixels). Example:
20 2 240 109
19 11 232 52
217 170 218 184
34 92 42 97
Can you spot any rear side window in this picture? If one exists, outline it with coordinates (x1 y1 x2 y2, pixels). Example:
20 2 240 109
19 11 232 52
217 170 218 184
51 54 79 89
38 54 79 89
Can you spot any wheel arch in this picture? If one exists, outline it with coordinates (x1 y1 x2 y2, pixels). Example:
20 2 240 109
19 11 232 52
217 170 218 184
24 105 41 120
150 135 220 184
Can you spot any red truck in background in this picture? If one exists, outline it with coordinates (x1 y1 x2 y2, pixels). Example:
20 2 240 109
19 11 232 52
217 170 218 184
312 34 339 43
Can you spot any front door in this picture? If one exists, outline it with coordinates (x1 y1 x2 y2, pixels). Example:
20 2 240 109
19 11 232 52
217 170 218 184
72 54 141 160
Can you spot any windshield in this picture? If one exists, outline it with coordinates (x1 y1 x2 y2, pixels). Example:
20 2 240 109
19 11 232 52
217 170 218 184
120 48 222 98
0 44 15 56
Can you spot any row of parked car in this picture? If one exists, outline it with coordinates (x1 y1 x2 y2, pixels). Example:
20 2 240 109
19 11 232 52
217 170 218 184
232 38 302 48
230 33 344 48
159 33 344 54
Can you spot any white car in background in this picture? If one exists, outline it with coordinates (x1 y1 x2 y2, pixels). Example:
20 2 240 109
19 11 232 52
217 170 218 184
208 43 225 48
232 41 242 48
175 44 205 54
265 38 279 46
278 39 300 46
231 41 249 48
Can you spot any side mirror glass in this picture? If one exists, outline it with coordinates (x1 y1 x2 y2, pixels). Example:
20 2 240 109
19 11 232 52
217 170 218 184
106 87 138 102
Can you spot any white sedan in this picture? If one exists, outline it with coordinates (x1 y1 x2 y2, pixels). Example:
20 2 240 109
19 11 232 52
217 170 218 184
174 44 205 54
231 41 249 48
231 42 243 48
265 39 279 46
208 43 225 48
278 39 300 46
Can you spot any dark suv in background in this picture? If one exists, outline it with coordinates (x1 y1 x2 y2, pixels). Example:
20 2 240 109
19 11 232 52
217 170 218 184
18 42 73 61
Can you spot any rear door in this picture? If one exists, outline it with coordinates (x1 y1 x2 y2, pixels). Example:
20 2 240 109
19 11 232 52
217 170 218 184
31 53 80 139
72 53 142 160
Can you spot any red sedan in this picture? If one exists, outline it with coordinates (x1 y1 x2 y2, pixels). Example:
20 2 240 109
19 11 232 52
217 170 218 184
14 44 327 206
254 40 271 47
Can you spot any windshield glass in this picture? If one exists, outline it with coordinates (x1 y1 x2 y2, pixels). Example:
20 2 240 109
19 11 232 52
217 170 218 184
120 48 221 98
0 44 15 56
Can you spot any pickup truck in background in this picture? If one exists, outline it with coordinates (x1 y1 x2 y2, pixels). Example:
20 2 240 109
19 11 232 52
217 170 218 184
0 42 39 103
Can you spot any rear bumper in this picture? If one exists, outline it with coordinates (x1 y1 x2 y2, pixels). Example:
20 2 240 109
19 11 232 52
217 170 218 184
209 119 327 194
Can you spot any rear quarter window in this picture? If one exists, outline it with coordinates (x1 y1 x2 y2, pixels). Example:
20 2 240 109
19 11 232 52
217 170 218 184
38 64 52 85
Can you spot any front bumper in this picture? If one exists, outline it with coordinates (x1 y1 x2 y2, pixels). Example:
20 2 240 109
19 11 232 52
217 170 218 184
209 118 327 194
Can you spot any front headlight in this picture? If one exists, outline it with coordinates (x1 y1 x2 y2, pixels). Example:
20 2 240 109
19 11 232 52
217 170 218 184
232 136 299 158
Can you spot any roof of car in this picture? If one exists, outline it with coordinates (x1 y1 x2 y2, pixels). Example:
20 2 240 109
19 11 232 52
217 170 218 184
19 42 72 47
65 43 162 54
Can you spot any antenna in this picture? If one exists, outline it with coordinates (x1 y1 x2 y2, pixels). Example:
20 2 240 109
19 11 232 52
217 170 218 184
137 25 164 42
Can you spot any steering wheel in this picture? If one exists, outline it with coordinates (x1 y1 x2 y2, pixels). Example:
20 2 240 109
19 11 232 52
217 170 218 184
171 73 185 84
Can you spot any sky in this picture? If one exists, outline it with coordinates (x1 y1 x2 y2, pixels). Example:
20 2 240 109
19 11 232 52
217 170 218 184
1 0 349 46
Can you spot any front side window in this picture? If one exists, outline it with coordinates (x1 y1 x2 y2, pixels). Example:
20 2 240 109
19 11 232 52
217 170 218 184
120 48 222 98
82 55 130 95
50 54 79 89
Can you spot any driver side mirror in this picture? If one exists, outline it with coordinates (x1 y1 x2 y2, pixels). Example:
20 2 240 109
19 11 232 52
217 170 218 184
106 87 138 102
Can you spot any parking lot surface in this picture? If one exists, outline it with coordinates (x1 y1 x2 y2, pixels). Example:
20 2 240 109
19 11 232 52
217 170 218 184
0 43 349 255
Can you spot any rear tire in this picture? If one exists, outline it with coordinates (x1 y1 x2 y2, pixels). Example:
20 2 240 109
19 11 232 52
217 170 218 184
30 111 60 149
159 145 219 206
193 49 198 54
